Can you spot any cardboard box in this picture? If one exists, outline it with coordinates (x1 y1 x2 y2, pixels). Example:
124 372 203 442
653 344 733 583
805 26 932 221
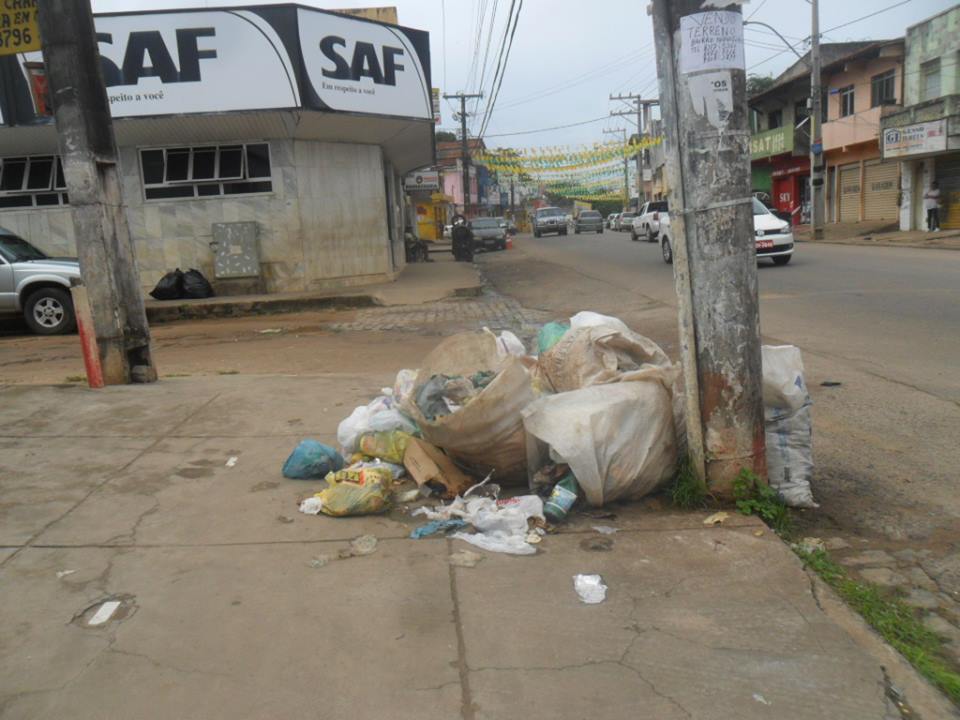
403 438 474 499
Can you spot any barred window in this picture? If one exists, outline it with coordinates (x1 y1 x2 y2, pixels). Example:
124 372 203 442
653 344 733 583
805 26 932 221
0 155 68 209
139 143 273 200
870 69 896 107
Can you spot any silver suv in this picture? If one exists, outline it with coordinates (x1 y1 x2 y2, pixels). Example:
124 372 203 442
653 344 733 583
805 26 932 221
533 207 568 237
0 229 80 335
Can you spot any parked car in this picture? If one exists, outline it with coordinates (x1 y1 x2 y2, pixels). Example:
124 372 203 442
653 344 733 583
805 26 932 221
617 211 636 231
0 229 81 335
533 206 568 237
574 210 604 234
607 212 620 229
658 198 794 266
631 200 669 242
469 217 508 251
605 213 617 229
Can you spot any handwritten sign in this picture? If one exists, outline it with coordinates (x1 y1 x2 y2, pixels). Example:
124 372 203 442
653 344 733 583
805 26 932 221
680 11 744 73
0 0 40 56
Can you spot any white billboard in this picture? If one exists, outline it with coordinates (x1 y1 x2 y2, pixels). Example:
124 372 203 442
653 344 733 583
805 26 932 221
882 119 948 159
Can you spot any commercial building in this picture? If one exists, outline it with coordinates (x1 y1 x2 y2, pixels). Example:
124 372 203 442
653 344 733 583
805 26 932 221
880 6 960 230
0 5 434 294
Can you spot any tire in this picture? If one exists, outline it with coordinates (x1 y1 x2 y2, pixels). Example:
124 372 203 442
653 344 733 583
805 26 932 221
598 229 603 234
661 237 673 265
631 231 639 242
23 286 76 335
647 229 655 243
534 230 541 238
772 255 792 266
575 227 580 234
560 228 567 236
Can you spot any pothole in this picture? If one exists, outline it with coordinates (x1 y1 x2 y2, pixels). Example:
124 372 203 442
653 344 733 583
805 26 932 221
71 594 138 628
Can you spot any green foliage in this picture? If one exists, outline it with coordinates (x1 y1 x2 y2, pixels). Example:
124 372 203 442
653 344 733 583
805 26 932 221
592 199 623 217
670 456 709 509
798 549 960 705
746 73 776 97
435 130 457 142
732 469 792 535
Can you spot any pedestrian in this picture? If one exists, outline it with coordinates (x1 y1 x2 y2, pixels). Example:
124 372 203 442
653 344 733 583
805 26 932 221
924 181 941 232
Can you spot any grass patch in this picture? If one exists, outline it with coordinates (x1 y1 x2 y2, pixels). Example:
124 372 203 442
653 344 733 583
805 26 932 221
217 370 239 375
64 375 85 383
732 468 792 535
670 456 710 509
798 549 960 705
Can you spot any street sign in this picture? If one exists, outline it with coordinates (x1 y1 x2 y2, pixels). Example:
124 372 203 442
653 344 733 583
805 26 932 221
0 1 40 56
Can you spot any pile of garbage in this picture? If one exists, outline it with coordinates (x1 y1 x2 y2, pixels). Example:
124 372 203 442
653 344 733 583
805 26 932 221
282 312 817 558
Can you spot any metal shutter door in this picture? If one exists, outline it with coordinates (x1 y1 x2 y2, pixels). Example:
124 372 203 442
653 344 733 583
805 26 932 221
863 160 899 220
936 153 960 230
839 164 860 222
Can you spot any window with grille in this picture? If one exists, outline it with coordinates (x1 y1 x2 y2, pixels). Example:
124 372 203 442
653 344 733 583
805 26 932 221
870 69 897 107
838 85 855 117
0 156 68 209
139 143 273 200
922 59 941 102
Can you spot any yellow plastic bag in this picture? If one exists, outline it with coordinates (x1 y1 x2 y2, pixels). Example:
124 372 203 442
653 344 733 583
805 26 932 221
358 431 411 464
315 467 393 517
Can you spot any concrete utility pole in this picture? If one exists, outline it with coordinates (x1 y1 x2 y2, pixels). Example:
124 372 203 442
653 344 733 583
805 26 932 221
38 0 157 386
603 127 630 206
444 92 482 215
651 0 766 496
809 0 825 238
610 94 660 204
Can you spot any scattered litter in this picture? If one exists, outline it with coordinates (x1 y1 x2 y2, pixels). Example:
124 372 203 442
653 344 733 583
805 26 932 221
309 555 330 569
311 469 392 517
338 395 417 455
463 471 498 498
573 574 607 604
487 328 525 359
298 497 323 515
525 531 542 544
404 437 473 499
794 537 825 554
56 570 76 579
820 381 842 387
449 550 484 568
277 515 294 524
394 488 421 503
225 456 239 468
393 369 418 406
531 462 569 489
258 328 283 334
88 600 122 627
703 511 729 526
537 321 570 353
339 534 378 558
282 440 344 480
580 536 614 552
409 519 467 539
753 529 765 537
752 693 771 706
592 525 618 535
358 431 411 465
415 494 544 555
543 474 579 523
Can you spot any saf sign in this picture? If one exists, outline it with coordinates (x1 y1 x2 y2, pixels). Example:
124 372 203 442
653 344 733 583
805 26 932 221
319 36 405 86
97 28 217 85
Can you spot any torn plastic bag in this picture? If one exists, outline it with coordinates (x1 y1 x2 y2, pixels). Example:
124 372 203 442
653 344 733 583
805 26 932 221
338 396 416 454
414 495 544 555
538 316 674 393
762 345 817 509
311 468 393 517
403 332 535 484
523 381 677 506
484 328 526 359
149 269 184 300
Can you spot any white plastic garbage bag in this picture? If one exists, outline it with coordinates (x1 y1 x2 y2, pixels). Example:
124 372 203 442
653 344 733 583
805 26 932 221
413 495 544 555
338 395 417 453
523 381 677 506
484 328 526 359
762 345 817 509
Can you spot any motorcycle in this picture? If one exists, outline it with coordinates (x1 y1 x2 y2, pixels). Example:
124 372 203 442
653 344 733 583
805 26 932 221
404 230 430 263
450 214 474 262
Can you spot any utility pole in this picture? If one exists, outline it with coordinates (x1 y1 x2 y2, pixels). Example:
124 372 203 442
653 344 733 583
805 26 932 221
603 127 630 207
38 0 157 386
810 0 825 238
610 94 660 204
444 92 482 215
651 0 766 496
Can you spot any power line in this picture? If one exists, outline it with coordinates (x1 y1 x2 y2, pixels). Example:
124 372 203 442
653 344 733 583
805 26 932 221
482 114 610 138
441 0 447 89
478 0 524 138
745 0 769 22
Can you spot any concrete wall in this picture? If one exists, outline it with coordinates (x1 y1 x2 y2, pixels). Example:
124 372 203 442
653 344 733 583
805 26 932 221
0 139 400 294
823 55 903 149
904 7 960 106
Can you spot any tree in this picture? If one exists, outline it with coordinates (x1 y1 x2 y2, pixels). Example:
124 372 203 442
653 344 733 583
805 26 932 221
747 74 776 97
435 130 457 142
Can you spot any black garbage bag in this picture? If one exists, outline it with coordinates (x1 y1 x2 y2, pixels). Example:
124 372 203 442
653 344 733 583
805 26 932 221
181 269 215 299
149 269 184 300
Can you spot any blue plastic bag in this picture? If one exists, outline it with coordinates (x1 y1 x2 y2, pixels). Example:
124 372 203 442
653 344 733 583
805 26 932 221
282 440 345 480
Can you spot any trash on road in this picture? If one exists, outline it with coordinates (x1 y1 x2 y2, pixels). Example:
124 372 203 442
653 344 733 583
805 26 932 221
703 511 729 526
225 455 239 468
358 430 411 465
537 321 570 353
403 437 473 499
282 440 344 480
338 394 418 455
340 534 378 558
309 555 330 569
449 549 484 568
592 525 618 535
762 345 817 509
543 473 579 523
304 468 393 517
56 569 76 579
409 518 467 539
415 494 545 555
88 600 122 626
573 574 607 604
298 497 323 515
258 328 284 335
794 537 826 554
580 536 614 552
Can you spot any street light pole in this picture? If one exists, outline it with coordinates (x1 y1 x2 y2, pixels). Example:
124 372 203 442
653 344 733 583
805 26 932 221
651 0 766 496
444 92 482 215
810 0 825 237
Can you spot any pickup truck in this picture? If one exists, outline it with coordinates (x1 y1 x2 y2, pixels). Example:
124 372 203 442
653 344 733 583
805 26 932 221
533 207 568 237
0 229 80 334
631 200 668 242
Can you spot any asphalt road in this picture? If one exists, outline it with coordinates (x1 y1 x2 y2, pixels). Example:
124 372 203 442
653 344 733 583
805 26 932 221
515 229 960 405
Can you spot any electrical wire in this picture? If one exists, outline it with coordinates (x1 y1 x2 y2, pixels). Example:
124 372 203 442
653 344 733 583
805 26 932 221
482 114 611 138
478 0 523 138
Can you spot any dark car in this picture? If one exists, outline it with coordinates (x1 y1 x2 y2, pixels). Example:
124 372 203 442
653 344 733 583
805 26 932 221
469 217 508 251
575 210 604 234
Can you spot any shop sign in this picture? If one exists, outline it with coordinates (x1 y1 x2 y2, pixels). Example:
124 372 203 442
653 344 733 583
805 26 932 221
404 169 440 191
771 162 808 178
751 125 793 160
882 119 947 158
0 1 39 56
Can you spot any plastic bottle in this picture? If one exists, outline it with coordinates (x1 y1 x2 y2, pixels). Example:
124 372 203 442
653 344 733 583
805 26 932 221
544 474 579 523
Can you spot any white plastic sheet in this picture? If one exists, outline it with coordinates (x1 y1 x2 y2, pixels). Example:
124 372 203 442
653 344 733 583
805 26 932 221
413 495 545 555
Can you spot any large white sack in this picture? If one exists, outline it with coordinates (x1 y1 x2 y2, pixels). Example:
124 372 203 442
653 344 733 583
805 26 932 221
403 332 535 484
762 345 817 508
522 381 677 506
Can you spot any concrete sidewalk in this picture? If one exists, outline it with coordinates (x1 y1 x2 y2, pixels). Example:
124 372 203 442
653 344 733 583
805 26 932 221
793 221 960 250
1 375 955 719
144 256 483 323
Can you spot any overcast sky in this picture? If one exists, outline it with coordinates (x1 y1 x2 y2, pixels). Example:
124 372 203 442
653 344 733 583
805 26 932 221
92 0 957 150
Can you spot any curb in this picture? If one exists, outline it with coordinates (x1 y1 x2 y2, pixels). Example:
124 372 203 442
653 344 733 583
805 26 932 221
145 294 380 324
796 238 960 251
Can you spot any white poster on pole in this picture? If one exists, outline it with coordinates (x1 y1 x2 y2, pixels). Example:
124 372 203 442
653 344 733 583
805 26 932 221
679 11 745 73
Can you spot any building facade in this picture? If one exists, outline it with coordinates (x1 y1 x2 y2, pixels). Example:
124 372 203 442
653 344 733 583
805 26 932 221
880 6 960 230
0 6 434 294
